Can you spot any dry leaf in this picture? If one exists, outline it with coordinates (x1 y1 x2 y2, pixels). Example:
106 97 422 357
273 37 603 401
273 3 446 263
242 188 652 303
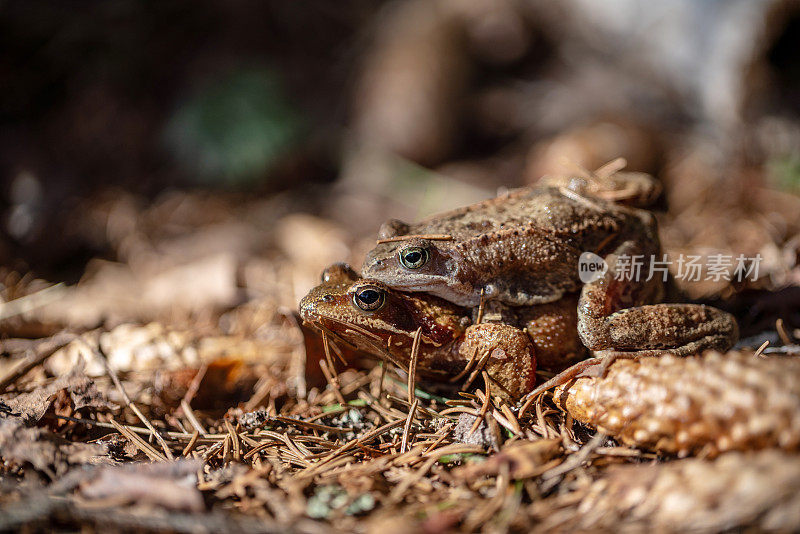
2 370 109 424
80 459 204 512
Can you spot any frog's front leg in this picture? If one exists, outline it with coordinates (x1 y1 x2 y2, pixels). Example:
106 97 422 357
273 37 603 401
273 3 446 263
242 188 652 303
455 323 536 399
577 243 738 356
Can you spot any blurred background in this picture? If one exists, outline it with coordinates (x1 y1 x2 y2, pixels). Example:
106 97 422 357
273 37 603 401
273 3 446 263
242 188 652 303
2 0 800 338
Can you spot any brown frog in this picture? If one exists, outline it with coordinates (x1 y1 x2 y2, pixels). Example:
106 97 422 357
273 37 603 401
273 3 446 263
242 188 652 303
361 170 738 357
299 264 585 399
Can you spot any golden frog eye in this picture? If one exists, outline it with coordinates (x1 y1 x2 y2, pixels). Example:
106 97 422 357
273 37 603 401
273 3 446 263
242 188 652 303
353 286 385 312
399 246 428 269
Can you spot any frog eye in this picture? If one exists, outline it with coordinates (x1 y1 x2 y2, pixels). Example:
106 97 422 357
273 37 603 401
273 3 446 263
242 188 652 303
399 246 429 269
353 286 386 311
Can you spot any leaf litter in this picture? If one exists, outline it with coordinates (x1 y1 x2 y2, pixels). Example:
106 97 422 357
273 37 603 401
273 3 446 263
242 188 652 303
1 189 799 533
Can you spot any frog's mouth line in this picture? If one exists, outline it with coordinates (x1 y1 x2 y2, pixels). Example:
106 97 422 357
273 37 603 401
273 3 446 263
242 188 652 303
303 312 410 372
382 274 449 286
304 312 455 382
397 280 443 290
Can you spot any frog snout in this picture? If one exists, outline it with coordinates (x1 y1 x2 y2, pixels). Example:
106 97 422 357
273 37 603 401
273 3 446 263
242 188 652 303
298 299 311 319
299 291 335 320
363 259 390 279
298 293 318 318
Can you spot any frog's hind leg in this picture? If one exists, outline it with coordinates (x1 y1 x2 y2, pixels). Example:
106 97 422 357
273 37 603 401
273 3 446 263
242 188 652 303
517 322 740 416
518 295 586 370
579 303 738 355
577 242 738 356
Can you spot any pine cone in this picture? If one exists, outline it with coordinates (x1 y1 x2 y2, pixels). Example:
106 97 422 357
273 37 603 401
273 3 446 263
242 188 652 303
553 351 800 456
573 450 800 531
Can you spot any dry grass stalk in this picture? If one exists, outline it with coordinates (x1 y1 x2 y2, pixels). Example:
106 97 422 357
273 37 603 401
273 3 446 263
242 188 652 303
76 337 175 459
182 431 200 457
375 234 454 244
110 419 166 462
448 345 479 383
407 327 422 404
754 339 770 358
181 400 208 436
475 288 486 324
462 348 492 390
776 318 794 346
401 398 419 453
318 358 346 406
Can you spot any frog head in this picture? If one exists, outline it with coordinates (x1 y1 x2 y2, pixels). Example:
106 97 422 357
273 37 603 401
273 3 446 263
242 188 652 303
299 264 470 372
361 220 468 304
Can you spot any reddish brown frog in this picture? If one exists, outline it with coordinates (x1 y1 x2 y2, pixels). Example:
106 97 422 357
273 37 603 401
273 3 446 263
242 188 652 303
299 264 586 398
361 168 738 357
